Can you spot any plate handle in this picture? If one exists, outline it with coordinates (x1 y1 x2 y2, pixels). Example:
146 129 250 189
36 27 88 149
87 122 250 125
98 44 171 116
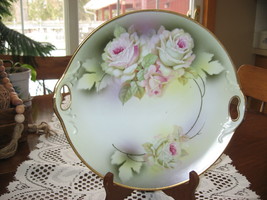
229 95 245 122
54 82 72 112
218 93 245 143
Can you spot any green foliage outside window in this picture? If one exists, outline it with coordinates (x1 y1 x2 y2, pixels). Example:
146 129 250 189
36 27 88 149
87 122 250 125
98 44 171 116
28 0 63 21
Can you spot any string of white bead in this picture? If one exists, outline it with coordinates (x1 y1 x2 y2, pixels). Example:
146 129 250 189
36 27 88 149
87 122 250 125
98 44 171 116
0 60 25 124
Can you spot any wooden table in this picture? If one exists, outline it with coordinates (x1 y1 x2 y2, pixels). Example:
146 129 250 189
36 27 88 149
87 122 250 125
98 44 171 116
0 94 267 199
0 94 54 196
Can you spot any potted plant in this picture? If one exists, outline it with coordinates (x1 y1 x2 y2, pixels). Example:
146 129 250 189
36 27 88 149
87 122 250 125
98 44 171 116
3 60 36 105
0 0 55 98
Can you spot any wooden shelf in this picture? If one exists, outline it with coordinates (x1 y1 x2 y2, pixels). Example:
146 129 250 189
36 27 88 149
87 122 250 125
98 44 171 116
253 48 267 56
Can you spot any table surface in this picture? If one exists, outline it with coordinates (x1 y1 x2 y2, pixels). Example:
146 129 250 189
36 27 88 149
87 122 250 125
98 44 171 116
0 94 267 199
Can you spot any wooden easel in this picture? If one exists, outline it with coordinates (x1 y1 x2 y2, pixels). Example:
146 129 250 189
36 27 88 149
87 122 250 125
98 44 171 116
104 171 199 200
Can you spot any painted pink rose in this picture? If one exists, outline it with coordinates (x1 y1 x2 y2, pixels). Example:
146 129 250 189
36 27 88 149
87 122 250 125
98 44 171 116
158 28 195 70
156 141 181 168
101 32 140 82
155 126 186 168
169 143 177 155
139 64 169 96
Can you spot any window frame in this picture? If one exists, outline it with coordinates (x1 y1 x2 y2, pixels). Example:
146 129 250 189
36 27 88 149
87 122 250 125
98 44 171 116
15 0 216 55
64 0 79 55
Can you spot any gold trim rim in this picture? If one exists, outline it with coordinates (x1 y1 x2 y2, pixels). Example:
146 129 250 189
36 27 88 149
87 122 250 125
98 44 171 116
53 9 245 191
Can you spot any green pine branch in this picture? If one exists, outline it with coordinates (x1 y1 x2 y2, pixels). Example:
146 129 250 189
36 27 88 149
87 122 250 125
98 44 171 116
0 21 56 56
0 0 17 19
0 0 55 57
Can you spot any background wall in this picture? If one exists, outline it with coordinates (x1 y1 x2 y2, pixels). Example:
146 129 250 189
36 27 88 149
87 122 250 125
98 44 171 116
253 0 267 48
214 0 257 69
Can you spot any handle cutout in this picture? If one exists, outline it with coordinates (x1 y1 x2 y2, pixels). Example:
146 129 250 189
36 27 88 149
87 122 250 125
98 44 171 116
59 84 71 111
229 96 241 121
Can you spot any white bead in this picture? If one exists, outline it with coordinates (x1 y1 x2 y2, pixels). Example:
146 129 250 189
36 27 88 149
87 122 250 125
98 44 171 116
16 104 25 114
15 114 25 123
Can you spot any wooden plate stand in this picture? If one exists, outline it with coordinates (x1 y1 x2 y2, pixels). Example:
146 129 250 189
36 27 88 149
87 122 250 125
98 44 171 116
104 171 199 200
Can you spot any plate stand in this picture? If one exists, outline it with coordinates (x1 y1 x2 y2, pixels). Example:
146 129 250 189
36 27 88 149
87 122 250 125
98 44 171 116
103 171 199 200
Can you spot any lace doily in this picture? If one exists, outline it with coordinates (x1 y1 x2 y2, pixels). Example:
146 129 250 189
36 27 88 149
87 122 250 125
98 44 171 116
0 109 260 199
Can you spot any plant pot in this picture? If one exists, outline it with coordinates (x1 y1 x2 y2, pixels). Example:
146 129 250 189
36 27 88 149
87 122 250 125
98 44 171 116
6 67 31 102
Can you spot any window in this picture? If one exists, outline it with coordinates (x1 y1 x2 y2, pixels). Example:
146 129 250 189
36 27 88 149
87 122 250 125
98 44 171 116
3 0 199 56
79 0 192 47
3 0 65 56
2 0 201 95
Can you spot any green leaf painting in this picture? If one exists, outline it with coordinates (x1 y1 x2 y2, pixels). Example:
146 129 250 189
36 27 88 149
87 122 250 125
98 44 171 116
111 150 143 182
119 83 133 104
77 58 107 91
111 126 189 181
192 52 224 77
141 54 158 69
